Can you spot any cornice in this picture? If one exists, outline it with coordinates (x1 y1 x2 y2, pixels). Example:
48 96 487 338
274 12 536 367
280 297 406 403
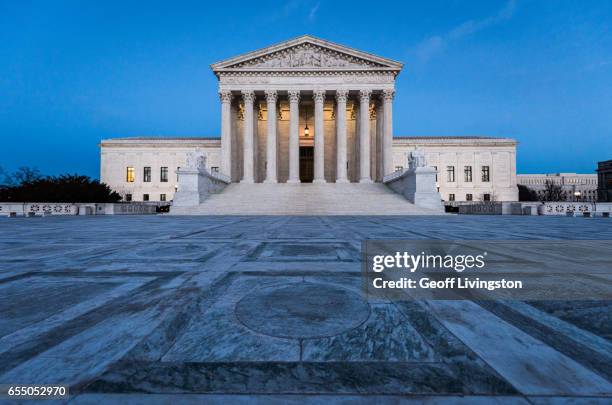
218 70 398 77
100 136 517 150
393 137 517 147
100 137 221 148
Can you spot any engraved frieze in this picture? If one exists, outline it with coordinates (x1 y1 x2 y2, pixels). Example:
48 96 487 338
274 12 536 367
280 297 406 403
229 43 384 69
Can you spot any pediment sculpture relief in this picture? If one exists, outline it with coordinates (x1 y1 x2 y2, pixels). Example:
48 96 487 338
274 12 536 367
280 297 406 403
231 44 382 69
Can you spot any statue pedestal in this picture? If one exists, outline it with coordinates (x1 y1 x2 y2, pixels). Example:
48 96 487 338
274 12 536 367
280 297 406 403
173 168 229 207
384 167 443 212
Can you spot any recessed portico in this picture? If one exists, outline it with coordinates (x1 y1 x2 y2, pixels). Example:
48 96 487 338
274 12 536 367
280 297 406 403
212 35 402 184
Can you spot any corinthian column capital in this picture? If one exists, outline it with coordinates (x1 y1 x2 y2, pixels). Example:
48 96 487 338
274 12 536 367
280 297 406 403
265 90 277 103
335 89 348 103
288 90 300 103
359 89 372 103
382 89 395 101
313 90 326 103
241 90 255 104
219 91 233 103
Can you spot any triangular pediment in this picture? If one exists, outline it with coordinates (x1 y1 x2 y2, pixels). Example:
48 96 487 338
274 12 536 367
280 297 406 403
211 35 403 73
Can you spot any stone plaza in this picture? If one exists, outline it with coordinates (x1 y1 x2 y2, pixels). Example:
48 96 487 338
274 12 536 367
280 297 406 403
0 215 610 403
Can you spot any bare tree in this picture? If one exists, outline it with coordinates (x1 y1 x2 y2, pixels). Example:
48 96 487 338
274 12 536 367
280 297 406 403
0 166 9 186
542 180 565 202
15 167 42 184
0 173 121 203
518 185 538 201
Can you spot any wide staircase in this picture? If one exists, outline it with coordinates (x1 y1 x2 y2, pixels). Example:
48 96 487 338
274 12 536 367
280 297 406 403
170 182 443 215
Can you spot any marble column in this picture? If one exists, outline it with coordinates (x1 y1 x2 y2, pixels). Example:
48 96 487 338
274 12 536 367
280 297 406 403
375 98 383 182
288 90 300 183
313 90 326 183
264 90 277 183
335 89 349 183
241 90 255 183
382 89 395 177
359 89 372 183
219 91 233 178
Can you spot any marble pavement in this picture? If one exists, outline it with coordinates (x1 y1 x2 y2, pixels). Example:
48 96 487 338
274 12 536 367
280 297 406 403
0 215 611 404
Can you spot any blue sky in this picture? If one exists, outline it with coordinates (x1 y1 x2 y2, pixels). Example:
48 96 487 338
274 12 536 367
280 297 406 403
1 0 611 178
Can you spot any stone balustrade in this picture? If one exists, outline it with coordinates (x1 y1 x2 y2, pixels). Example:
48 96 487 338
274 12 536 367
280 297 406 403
0 202 159 216
449 201 611 216
539 201 612 217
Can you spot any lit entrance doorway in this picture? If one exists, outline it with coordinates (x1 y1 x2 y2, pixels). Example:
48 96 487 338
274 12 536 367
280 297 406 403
299 146 314 183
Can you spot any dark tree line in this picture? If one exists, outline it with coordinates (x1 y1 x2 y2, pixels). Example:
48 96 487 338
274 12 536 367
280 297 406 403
518 180 566 202
0 166 121 203
518 185 538 201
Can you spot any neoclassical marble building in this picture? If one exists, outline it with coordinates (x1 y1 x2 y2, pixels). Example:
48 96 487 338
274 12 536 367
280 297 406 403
518 173 598 202
100 35 518 204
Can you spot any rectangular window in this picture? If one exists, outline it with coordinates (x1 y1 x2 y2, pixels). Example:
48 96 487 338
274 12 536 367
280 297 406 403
143 193 149 201
482 166 490 182
177 167 180 182
448 193 455 201
126 167 135 183
433 166 438 182
483 193 491 201
143 167 151 182
395 166 404 172
211 166 219 173
125 193 132 202
160 193 167 202
466 193 473 201
447 166 455 182
160 167 168 182
464 166 472 182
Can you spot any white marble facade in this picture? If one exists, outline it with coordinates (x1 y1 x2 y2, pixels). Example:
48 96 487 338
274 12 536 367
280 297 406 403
212 35 401 184
393 137 519 202
100 138 221 202
99 35 519 203
100 136 518 202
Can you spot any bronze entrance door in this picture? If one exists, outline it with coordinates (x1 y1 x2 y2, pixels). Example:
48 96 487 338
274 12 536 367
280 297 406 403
299 146 314 183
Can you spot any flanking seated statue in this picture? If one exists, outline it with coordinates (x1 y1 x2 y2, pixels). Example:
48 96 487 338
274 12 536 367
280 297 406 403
184 148 207 172
407 149 426 170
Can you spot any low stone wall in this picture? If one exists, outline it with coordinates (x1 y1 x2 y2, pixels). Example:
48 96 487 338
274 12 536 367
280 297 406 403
458 202 503 215
539 202 612 217
0 203 78 217
0 202 160 216
99 203 159 215
457 202 539 215
456 201 611 216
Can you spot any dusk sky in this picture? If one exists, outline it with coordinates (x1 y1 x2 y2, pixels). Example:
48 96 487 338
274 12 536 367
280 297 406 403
1 0 611 179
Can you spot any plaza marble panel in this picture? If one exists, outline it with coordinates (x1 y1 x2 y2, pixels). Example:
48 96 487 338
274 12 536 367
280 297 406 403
0 215 610 402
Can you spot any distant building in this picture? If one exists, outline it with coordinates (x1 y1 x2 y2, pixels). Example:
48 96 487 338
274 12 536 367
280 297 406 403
517 173 598 202
597 160 612 202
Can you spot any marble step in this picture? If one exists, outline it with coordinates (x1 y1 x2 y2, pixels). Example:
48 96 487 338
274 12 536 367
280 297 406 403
170 183 443 215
